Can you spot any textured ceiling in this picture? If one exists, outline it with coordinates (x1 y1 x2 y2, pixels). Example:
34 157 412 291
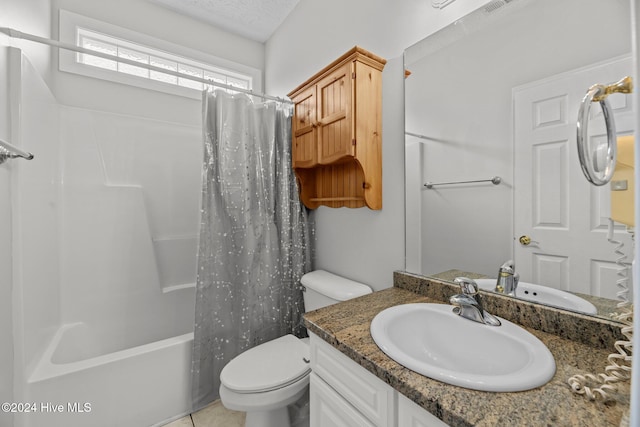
149 0 300 42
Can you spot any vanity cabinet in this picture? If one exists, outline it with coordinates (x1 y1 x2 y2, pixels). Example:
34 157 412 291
310 373 377 427
397 394 448 427
288 46 386 210
309 333 448 427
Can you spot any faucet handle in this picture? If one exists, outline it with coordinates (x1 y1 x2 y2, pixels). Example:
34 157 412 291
499 260 515 274
454 277 479 296
449 293 479 307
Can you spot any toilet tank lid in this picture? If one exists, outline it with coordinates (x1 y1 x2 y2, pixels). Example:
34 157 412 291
300 270 373 301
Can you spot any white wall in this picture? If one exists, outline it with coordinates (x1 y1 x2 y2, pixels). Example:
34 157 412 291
265 0 494 97
265 0 492 290
0 2 51 425
0 0 52 83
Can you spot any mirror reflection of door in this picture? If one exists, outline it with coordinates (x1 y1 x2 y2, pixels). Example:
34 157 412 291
403 0 634 317
513 56 634 300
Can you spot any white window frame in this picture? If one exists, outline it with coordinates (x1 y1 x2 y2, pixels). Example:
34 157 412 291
59 9 262 100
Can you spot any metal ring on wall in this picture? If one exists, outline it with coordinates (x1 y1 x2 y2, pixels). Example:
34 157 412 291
576 85 617 186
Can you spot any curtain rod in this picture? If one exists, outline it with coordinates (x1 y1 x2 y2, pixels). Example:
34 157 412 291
0 27 293 105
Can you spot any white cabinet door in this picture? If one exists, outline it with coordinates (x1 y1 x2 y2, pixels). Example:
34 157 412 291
513 56 634 298
310 334 395 426
310 333 452 427
310 373 376 427
397 393 449 427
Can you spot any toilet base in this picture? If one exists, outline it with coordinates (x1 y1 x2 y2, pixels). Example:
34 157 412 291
245 407 290 427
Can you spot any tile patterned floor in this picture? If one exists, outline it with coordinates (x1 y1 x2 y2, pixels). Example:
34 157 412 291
163 400 245 427
164 391 309 427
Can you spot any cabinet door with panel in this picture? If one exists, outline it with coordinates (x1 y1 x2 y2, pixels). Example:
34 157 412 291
310 373 376 427
310 334 453 427
310 333 395 426
397 393 449 427
316 62 354 164
292 85 318 168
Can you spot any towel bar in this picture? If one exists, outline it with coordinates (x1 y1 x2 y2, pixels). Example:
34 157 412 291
424 176 501 189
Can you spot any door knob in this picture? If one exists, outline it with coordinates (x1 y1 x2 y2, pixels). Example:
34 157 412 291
519 235 532 246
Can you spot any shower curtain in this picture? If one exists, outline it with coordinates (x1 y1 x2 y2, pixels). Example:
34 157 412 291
191 89 313 409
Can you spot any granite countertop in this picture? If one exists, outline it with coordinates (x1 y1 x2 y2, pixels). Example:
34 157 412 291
303 286 630 427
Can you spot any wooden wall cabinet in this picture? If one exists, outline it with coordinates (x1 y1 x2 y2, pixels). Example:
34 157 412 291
288 46 386 209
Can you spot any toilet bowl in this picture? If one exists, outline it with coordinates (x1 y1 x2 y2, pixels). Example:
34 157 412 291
220 335 310 427
219 270 372 427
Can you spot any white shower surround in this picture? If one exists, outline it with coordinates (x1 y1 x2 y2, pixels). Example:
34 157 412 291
9 48 201 427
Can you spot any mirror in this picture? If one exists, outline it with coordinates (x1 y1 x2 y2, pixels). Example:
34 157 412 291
404 0 634 320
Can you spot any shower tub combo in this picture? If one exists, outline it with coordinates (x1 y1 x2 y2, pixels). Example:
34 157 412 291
9 48 202 427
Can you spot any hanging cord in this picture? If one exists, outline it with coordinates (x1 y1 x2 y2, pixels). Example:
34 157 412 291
567 220 633 400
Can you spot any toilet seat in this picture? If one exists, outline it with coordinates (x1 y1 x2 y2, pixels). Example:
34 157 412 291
220 334 310 393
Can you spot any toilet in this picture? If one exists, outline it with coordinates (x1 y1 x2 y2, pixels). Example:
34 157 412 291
219 270 373 427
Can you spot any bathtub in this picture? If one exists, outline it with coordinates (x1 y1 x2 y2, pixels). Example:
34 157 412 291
20 301 194 427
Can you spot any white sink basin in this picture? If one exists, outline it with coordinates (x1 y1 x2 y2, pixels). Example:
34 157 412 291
474 279 598 315
370 303 555 392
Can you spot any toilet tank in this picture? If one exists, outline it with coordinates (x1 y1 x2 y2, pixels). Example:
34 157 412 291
301 270 373 312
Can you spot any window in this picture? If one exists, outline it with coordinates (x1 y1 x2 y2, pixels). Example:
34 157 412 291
76 28 252 93
59 10 262 99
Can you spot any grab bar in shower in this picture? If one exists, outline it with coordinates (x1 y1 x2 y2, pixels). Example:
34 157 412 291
0 137 34 164
576 76 633 186
424 176 501 189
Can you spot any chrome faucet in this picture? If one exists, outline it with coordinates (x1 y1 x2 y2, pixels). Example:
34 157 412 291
494 260 519 297
450 277 501 326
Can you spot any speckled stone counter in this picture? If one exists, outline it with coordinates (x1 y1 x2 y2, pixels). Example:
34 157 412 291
303 275 630 427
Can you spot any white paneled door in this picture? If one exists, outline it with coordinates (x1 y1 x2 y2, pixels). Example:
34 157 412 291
513 56 634 300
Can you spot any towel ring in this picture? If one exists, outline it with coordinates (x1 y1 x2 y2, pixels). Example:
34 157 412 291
576 86 616 186
576 76 632 186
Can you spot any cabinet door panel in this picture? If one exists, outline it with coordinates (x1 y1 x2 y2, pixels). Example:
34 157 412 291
310 373 376 427
311 334 394 426
317 62 354 164
292 85 317 167
398 393 449 427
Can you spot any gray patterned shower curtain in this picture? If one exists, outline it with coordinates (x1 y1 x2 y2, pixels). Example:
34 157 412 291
191 89 313 410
